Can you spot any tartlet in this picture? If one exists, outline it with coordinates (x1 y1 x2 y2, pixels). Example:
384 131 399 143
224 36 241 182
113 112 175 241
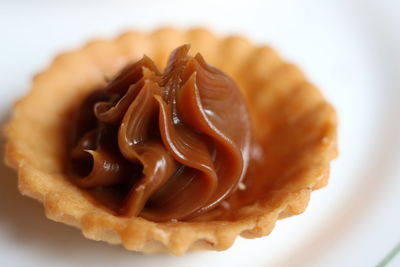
4 28 337 255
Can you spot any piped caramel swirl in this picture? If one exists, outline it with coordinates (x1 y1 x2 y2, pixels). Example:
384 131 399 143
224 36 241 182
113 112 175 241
69 45 251 221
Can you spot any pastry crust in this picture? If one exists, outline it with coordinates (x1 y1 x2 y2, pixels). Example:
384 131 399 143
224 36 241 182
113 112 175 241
4 28 337 255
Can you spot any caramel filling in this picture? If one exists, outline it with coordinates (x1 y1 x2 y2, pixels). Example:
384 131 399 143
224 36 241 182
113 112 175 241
68 45 252 221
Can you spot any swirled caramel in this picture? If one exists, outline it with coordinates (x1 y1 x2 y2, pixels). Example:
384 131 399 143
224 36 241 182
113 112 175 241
68 45 251 221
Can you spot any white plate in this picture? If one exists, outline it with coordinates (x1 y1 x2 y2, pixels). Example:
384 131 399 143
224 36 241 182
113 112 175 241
1 1 399 266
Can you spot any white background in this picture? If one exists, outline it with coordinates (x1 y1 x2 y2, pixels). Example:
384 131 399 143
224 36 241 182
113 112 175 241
0 1 399 266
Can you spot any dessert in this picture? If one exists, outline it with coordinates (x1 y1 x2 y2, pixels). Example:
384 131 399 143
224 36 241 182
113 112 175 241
68 44 251 222
4 28 337 255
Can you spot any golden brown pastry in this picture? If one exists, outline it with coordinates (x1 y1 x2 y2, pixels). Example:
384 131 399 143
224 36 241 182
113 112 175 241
4 28 337 255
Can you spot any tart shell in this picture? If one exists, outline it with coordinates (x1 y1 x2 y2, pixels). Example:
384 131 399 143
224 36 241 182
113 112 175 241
4 28 337 255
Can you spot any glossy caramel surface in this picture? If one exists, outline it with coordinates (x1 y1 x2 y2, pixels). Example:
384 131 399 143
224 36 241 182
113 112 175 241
69 45 251 221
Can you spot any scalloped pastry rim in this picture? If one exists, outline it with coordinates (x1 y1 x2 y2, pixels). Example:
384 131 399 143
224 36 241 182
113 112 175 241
3 27 337 256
